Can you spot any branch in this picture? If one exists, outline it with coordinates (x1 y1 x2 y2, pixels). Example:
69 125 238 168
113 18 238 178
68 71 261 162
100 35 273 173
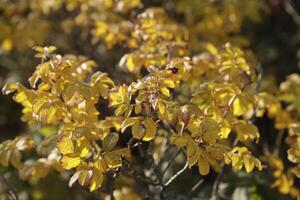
0 172 18 200
188 178 204 197
273 129 285 157
137 142 169 199
108 175 115 200
146 155 169 200
211 138 238 199
161 123 185 177
157 146 177 167
122 158 160 186
255 64 263 93
284 0 300 26
161 119 177 135
211 163 225 199
222 94 237 118
164 161 189 187
161 149 181 176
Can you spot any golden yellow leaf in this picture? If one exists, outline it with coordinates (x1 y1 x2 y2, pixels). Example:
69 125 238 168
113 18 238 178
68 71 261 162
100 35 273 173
57 137 74 155
235 121 260 142
171 135 190 147
61 156 81 169
1 38 13 51
201 117 220 144
89 170 103 191
121 117 141 133
102 132 119 152
109 85 132 116
143 117 157 141
198 156 210 175
78 170 89 186
187 143 201 168
10 150 21 169
2 82 19 95
132 120 144 140
244 155 254 173
94 157 107 173
160 87 170 97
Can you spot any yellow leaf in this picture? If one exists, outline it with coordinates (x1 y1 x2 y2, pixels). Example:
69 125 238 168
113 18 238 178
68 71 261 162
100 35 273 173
275 110 292 130
254 159 262 171
198 156 210 175
103 148 130 169
61 156 80 169
10 150 21 169
201 117 220 144
94 157 107 173
77 139 91 158
134 104 142 114
109 85 132 116
115 104 131 116
57 137 74 155
121 117 141 133
233 97 244 116
226 147 262 173
32 96 67 124
126 54 135 72
219 120 231 139
0 150 10 167
143 117 157 141
161 79 176 88
15 136 34 150
132 120 144 140
2 82 19 95
89 170 103 191
104 153 122 169
33 46 57 58
157 101 165 114
1 38 13 51
102 132 119 152
160 87 170 97
235 121 260 142
244 155 254 173
171 135 190 147
291 165 300 178
78 170 90 186
187 143 200 168
205 43 218 55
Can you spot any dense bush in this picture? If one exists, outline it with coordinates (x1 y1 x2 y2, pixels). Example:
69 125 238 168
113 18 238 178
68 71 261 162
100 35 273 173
0 0 299 200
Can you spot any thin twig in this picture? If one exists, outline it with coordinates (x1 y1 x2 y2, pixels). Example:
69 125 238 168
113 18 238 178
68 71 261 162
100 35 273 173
250 64 264 124
157 146 176 167
0 172 18 200
161 149 181 176
273 129 285 157
284 0 300 26
188 178 204 197
164 161 189 187
211 139 238 199
161 123 185 176
122 158 160 186
211 163 225 199
161 123 188 189
161 119 177 135
108 174 115 200
255 64 263 93
222 95 237 118
148 155 168 199
137 141 168 199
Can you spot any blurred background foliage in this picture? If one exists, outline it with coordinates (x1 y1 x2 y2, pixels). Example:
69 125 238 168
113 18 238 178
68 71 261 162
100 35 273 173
0 0 299 199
